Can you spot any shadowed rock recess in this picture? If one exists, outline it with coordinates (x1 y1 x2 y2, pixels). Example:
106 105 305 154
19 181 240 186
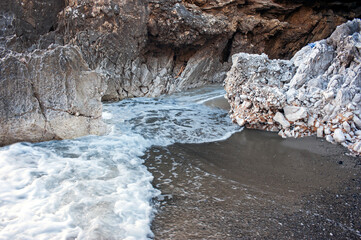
0 0 360 144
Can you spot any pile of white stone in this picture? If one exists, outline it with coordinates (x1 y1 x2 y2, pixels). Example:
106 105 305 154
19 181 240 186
224 19 361 155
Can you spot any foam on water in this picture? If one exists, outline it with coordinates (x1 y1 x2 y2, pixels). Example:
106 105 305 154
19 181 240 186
0 85 240 239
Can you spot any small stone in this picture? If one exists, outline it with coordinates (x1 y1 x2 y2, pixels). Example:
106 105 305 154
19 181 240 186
345 133 352 141
333 129 346 143
324 127 331 135
353 115 361 129
323 90 334 100
242 101 252 109
355 130 361 136
236 117 246 126
278 130 287 138
284 106 308 122
342 121 351 132
273 112 290 128
326 135 334 143
317 126 324 138
332 118 339 124
353 141 361 153
307 116 315 127
285 130 292 137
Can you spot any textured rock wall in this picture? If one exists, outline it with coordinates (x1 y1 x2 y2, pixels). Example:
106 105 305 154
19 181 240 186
3 0 359 100
0 45 107 146
225 19 361 155
1 0 360 145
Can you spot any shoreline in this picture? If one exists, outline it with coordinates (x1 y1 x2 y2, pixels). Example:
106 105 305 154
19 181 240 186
145 126 360 239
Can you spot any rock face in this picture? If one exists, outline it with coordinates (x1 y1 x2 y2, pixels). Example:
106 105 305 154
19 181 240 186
2 0 360 100
225 19 361 155
0 45 107 146
0 0 360 145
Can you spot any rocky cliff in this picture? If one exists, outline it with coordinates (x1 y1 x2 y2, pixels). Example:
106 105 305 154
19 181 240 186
0 45 107 146
225 19 361 155
1 0 360 145
2 1 360 99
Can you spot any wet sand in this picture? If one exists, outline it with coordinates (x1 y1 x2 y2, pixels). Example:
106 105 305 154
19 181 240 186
145 97 361 239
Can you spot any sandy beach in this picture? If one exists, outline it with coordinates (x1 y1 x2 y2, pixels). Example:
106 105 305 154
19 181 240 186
145 97 361 239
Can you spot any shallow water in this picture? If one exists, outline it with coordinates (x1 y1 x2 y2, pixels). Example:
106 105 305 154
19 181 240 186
0 85 240 239
145 120 361 238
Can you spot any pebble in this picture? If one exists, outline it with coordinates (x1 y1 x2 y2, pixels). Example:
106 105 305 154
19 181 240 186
342 121 351 132
317 126 324 138
333 129 346 143
326 135 334 143
274 112 290 128
236 117 246 126
353 115 361 129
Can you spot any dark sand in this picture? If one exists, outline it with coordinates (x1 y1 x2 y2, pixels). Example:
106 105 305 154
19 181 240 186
144 97 361 239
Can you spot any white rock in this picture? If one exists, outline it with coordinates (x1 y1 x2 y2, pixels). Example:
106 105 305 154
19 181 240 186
324 127 331 135
236 117 246 126
307 116 315 127
331 117 339 124
241 101 252 109
317 126 324 138
283 106 308 122
333 129 346 143
342 121 351 132
323 90 334 100
345 133 352 141
353 93 361 103
278 130 286 138
353 115 361 129
353 141 361 153
285 130 292 137
326 135 334 143
273 112 290 128
355 130 361 136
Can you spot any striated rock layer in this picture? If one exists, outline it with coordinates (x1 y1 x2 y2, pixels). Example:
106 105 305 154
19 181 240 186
0 45 107 146
225 19 361 155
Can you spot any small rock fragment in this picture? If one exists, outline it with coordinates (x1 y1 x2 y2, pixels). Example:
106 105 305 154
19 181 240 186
274 112 290 128
317 126 324 138
284 106 308 122
333 129 346 143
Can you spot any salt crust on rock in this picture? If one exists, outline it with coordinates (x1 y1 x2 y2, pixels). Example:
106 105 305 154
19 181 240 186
225 19 361 155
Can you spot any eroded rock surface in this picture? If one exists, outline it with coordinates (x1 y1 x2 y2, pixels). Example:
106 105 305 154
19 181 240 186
1 0 360 144
0 45 107 146
2 0 360 100
225 19 361 155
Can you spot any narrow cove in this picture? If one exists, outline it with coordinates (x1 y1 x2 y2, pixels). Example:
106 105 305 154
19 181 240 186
0 85 359 239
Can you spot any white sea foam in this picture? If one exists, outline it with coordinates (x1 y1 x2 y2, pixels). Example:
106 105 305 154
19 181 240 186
0 85 241 239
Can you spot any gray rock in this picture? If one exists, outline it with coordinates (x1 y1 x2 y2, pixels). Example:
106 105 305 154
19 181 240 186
274 112 290 128
0 45 108 146
225 19 361 155
333 129 346 143
284 106 308 122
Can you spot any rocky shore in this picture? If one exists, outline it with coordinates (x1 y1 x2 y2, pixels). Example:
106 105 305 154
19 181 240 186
1 0 360 144
225 19 361 155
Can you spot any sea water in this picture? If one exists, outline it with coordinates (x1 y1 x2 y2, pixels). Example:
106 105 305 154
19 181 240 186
0 85 240 240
